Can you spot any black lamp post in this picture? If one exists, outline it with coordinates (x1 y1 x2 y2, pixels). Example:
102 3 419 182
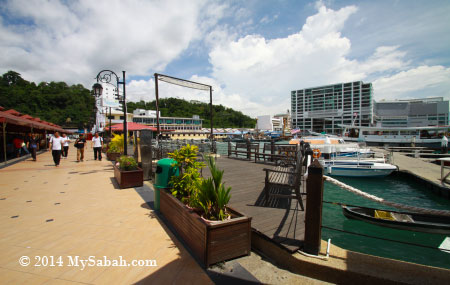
93 70 128 155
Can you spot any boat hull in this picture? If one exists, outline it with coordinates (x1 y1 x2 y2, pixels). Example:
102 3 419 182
342 206 450 235
324 165 396 177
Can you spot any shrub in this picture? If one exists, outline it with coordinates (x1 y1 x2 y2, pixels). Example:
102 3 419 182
117 155 138 171
196 155 231 221
168 144 204 206
110 133 124 153
107 142 121 153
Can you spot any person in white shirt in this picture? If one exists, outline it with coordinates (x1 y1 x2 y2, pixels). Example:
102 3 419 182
91 132 104 161
442 135 448 154
61 133 71 158
49 132 64 166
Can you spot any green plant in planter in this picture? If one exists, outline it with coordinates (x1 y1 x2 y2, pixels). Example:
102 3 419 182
168 144 204 206
107 142 121 153
196 155 231 221
117 155 138 171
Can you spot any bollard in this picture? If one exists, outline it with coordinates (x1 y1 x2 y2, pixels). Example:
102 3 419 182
304 159 324 255
140 130 153 181
270 139 275 162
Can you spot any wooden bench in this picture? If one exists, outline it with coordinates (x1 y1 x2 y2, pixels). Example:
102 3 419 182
263 152 305 211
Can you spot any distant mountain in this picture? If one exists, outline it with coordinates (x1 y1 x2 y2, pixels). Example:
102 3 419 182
127 98 256 128
0 70 95 128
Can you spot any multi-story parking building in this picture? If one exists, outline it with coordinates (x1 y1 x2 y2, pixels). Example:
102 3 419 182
374 97 449 127
291 81 373 134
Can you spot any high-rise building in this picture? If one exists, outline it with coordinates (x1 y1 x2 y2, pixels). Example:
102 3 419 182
291 81 373 134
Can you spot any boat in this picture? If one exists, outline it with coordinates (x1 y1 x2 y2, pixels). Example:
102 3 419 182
340 124 450 148
289 136 374 158
324 160 397 177
342 206 450 235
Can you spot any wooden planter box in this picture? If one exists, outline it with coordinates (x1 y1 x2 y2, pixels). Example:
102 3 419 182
107 152 121 161
114 165 143 189
160 189 252 267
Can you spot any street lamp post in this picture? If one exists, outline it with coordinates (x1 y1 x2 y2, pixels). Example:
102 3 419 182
92 70 128 155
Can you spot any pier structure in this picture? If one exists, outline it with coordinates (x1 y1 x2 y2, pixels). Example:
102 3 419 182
379 148 450 199
209 156 450 284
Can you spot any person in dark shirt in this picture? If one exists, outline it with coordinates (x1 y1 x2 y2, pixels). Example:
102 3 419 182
74 134 87 162
27 133 40 161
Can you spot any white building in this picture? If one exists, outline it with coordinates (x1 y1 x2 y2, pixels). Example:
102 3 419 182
132 109 203 131
256 115 283 131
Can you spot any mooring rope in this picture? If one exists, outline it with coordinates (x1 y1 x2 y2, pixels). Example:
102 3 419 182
324 175 450 217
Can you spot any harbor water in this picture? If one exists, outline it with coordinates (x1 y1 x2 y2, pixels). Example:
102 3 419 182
217 141 450 269
323 174 450 269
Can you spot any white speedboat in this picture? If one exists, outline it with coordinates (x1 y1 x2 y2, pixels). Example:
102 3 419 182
323 160 398 177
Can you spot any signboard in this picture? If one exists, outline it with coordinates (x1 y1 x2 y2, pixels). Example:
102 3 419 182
102 97 120 108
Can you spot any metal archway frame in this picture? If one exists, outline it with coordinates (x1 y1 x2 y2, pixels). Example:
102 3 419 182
154 73 213 141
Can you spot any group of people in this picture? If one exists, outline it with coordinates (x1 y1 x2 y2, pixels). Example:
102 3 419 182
48 132 104 166
12 133 42 160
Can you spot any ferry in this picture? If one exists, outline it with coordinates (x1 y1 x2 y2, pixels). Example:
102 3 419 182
340 125 450 148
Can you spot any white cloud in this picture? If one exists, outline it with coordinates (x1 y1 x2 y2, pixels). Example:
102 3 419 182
1 0 449 119
0 0 213 86
206 2 450 116
373 65 450 100
208 3 361 116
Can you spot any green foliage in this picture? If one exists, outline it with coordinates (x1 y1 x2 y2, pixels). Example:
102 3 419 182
168 145 204 206
117 155 138 171
196 156 231 221
0 71 94 127
107 143 121 153
127 97 256 128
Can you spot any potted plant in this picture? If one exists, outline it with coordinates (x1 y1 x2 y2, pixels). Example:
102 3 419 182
160 146 251 267
107 143 122 161
114 155 143 188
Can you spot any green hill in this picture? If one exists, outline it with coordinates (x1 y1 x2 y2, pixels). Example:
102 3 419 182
0 71 94 128
0 70 256 129
128 98 256 128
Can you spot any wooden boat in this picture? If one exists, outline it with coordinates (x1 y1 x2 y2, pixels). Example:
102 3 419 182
342 206 450 234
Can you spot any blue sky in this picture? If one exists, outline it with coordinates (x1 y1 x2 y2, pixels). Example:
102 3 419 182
1 0 449 117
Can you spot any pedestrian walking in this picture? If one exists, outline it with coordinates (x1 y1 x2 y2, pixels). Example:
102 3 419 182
442 135 448 154
74 134 86 162
49 132 64 166
61 133 70 158
27 133 40 161
91 132 104 161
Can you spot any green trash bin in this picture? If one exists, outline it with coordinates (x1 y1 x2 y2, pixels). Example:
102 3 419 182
154 158 179 211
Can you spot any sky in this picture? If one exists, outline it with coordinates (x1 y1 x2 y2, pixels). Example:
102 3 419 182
1 0 449 117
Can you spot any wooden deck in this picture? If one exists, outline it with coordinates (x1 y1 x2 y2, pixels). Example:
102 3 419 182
205 157 306 252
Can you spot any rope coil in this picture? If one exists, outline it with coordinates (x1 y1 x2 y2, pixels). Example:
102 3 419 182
324 175 450 217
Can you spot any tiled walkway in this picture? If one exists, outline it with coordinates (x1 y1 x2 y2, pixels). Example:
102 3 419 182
0 147 212 284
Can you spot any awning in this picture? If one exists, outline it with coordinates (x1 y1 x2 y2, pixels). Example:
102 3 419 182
106 122 158 132
0 109 68 133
